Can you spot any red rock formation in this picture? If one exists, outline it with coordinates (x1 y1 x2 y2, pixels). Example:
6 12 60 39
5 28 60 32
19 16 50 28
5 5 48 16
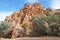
5 3 46 38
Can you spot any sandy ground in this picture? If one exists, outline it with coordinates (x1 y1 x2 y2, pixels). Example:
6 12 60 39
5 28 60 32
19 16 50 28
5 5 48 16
0 37 60 40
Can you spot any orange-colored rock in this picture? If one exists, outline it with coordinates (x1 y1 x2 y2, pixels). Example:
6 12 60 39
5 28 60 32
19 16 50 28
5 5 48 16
5 3 46 38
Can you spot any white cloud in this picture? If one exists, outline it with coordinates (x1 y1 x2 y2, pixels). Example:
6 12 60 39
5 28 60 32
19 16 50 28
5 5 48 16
24 0 39 4
51 0 60 9
0 12 13 21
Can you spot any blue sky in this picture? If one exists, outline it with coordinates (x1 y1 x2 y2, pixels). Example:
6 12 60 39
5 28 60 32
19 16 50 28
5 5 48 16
0 0 51 12
0 0 60 21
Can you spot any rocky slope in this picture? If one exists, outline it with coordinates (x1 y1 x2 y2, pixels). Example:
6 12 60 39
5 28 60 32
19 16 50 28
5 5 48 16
5 3 52 38
5 3 46 27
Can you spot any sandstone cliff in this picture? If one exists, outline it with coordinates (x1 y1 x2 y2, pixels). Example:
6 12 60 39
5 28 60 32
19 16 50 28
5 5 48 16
5 3 46 28
5 3 47 38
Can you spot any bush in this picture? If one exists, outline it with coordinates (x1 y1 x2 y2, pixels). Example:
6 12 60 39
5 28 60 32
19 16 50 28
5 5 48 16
48 23 60 36
24 23 33 36
0 21 11 38
29 13 60 36
47 13 60 36
47 13 60 24
30 16 48 36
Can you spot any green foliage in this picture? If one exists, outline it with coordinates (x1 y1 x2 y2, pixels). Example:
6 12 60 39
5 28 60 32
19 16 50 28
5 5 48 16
30 13 60 36
0 21 11 38
46 13 60 36
25 23 32 29
47 13 60 24
24 23 33 36
30 16 48 36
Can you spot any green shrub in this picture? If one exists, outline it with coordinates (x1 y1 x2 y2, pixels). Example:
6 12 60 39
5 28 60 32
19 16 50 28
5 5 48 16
24 23 33 36
46 13 60 36
47 13 60 24
29 13 60 36
0 21 11 38
30 16 48 36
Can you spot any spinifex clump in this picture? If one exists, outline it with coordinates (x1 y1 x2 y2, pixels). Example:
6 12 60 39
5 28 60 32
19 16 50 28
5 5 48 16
0 21 11 38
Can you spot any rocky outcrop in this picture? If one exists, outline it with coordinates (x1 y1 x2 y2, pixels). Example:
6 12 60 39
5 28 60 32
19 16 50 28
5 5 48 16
5 3 46 38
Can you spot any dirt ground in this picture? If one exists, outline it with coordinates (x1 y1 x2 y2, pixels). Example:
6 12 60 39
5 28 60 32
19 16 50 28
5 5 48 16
0 37 60 40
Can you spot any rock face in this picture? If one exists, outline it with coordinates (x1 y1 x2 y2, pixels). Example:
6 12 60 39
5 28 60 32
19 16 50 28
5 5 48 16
5 3 46 38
